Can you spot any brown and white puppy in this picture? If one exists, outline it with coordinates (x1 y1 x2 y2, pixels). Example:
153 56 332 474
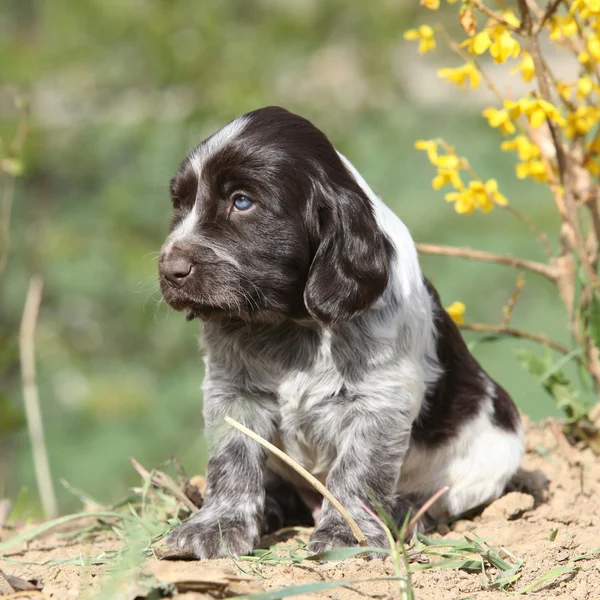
158 106 523 558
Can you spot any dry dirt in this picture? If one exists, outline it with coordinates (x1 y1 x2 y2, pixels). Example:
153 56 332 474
1 417 599 600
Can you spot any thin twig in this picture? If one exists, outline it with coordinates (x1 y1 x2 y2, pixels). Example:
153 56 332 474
469 0 519 30
501 205 555 258
224 416 368 547
533 0 563 34
458 322 571 354
128 457 198 513
503 273 526 326
19 276 57 520
416 243 557 281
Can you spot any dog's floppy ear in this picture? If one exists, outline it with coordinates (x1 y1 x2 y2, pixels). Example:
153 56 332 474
304 180 391 326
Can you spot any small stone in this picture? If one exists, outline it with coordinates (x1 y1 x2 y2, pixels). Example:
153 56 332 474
481 492 535 521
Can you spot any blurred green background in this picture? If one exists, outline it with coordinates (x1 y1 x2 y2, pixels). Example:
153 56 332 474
0 0 570 515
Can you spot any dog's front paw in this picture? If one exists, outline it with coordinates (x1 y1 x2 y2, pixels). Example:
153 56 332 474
165 509 260 559
309 518 388 556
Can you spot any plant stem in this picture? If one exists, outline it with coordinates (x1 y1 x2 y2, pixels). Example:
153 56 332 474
19 275 58 519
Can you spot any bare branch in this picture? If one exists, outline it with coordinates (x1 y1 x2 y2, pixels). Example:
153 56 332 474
416 243 558 281
458 322 571 355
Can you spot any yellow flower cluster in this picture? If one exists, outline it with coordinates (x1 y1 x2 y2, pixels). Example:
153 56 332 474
445 179 507 214
415 139 508 215
445 301 465 325
437 63 480 89
500 136 547 182
504 98 566 129
404 25 436 54
407 0 600 211
461 12 521 64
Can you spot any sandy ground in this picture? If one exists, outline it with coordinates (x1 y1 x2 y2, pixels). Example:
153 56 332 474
1 417 599 600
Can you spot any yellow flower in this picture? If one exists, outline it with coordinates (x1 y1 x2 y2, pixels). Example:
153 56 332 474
511 52 535 82
502 10 521 27
446 301 465 325
431 153 461 170
404 25 436 54
586 157 600 176
483 178 508 206
421 0 440 9
415 139 438 163
437 63 481 89
501 135 540 161
445 188 475 214
516 160 548 182
467 179 507 212
577 75 594 98
572 0 600 17
556 81 573 101
489 29 520 63
565 106 600 137
432 169 463 190
482 107 516 135
461 30 491 55
588 36 600 61
549 15 578 39
504 98 565 128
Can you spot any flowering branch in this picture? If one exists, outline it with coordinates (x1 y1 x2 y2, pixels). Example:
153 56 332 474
406 0 600 413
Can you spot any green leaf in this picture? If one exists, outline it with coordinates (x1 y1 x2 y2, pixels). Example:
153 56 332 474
412 558 482 572
237 576 407 600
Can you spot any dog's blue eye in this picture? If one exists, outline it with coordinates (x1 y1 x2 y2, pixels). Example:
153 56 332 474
233 196 253 211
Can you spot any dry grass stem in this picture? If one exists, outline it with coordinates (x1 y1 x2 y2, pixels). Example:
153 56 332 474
19 275 57 519
224 415 369 547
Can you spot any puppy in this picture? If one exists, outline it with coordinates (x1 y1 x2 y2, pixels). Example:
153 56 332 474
158 106 523 558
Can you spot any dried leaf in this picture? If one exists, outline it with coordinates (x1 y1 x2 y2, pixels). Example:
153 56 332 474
459 6 477 37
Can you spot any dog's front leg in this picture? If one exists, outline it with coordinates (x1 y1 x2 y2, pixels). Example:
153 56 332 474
309 403 413 553
166 391 277 559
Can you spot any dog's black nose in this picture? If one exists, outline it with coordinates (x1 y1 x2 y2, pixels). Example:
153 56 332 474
162 256 193 288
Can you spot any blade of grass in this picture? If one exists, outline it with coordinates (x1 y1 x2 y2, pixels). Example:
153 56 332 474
0 512 131 552
516 565 577 594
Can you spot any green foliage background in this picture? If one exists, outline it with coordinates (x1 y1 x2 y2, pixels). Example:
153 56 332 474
0 0 567 514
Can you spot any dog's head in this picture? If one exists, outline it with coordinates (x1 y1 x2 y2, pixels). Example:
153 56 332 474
158 106 392 326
